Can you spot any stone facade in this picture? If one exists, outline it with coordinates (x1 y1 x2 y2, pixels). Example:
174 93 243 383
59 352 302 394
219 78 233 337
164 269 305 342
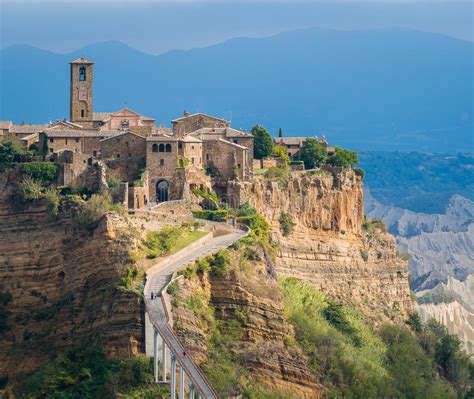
70 57 94 125
172 112 230 136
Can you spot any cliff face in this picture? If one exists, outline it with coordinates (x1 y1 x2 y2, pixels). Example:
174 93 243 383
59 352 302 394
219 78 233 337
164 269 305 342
241 170 412 320
0 173 144 380
173 262 323 398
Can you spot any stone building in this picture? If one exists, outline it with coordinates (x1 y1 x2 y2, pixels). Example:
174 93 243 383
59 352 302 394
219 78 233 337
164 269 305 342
94 109 155 130
172 112 230 136
100 131 147 183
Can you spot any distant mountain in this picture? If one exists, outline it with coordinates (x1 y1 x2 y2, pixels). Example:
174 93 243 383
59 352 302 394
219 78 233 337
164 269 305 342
359 152 474 213
1 28 473 152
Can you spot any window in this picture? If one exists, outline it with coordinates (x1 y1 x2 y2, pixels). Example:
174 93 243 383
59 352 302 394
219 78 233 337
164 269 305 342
117 154 120 158
93 150 97 157
233 139 238 144
152 144 158 152
75 138 80 143
192 157 195 165
165 144 172 152
159 144 165 152
65 139 68 145
178 142 182 149
128 153 132 157
81 109 85 118
191 145 194 150
160 159 164 166
49 138 54 143
79 66 86 81
206 154 210 160
49 148 53 153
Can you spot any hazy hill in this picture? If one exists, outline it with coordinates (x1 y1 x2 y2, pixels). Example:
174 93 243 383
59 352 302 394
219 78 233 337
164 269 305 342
1 28 473 152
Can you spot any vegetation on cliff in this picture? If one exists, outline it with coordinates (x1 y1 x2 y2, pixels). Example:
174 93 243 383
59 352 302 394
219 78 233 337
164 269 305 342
17 343 169 398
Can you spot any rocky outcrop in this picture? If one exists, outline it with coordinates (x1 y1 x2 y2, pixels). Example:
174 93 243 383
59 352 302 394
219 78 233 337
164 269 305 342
366 192 474 353
241 169 412 320
0 182 144 380
173 264 322 398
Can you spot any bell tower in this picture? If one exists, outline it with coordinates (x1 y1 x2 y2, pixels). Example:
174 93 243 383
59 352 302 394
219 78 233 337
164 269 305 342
70 57 94 124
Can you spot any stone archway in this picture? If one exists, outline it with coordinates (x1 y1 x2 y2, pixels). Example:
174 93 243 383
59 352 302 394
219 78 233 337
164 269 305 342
156 179 169 203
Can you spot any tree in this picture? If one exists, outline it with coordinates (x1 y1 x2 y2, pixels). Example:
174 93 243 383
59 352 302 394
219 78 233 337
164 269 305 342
327 146 359 168
278 128 283 138
251 125 273 159
0 137 27 171
299 138 326 169
272 145 290 164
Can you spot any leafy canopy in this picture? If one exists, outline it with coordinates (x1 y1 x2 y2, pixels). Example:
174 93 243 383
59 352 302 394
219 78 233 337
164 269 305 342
251 125 274 160
327 146 359 168
299 137 327 169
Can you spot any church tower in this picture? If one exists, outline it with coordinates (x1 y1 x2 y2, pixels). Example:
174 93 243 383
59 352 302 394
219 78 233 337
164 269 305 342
70 57 94 124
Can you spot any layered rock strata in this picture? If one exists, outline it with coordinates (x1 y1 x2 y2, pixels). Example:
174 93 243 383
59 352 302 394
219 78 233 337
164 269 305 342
241 169 412 319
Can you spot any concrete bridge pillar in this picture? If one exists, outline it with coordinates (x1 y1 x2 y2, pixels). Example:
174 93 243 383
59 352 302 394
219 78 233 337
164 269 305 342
188 382 195 399
170 353 177 399
153 328 159 383
162 341 168 383
179 366 185 399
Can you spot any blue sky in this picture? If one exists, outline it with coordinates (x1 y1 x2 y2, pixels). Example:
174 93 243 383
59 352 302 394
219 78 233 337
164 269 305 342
1 1 472 53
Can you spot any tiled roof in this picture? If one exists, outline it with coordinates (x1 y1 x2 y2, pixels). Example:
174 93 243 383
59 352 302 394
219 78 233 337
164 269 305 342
171 112 229 123
0 121 12 129
274 137 306 146
20 133 39 141
147 134 177 142
45 129 120 138
93 112 113 121
180 135 202 143
10 124 49 134
70 57 94 65
224 127 252 138
217 138 247 150
100 130 146 142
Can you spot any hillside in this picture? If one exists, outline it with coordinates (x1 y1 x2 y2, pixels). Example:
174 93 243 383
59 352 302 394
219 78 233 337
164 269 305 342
1 28 473 152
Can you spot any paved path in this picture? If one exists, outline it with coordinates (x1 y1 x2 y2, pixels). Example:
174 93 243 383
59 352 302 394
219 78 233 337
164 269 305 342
144 227 247 398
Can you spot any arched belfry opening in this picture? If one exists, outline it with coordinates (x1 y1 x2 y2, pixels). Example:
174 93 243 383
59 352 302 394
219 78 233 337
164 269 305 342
79 66 86 81
156 179 169 203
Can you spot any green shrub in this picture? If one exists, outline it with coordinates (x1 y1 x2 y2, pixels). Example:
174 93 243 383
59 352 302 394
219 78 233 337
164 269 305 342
279 211 295 236
264 166 288 181
209 250 231 277
0 137 28 171
205 161 221 178
18 176 43 201
45 188 61 216
362 216 387 235
20 162 59 185
354 167 365 178
327 146 359 168
73 192 124 231
360 249 369 262
192 209 228 222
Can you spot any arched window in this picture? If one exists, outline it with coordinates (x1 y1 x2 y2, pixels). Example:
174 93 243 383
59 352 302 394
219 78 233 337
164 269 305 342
165 144 172 152
152 144 158 152
159 144 165 152
79 66 86 81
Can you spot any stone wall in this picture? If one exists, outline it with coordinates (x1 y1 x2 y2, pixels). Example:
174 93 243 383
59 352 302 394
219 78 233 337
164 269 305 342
173 114 229 136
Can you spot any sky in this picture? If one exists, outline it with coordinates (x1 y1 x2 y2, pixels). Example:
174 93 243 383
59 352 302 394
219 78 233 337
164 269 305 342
1 0 472 54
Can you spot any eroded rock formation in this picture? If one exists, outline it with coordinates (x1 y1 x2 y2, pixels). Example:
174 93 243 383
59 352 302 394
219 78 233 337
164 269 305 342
0 173 144 379
241 169 412 320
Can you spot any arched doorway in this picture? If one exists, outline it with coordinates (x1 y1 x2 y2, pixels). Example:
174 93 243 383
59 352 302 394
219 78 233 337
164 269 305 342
156 179 169 203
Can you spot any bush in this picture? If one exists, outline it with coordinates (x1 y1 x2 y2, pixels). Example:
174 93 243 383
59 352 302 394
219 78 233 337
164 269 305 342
20 162 59 185
279 211 295 236
264 167 289 187
327 146 359 168
192 209 228 222
45 188 61 216
299 137 327 169
0 137 28 171
209 250 231 277
360 249 369 262
354 167 365 178
18 176 43 201
73 193 123 231
272 145 290 164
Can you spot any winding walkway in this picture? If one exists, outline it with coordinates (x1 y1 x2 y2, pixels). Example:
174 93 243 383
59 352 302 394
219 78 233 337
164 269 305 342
144 226 247 398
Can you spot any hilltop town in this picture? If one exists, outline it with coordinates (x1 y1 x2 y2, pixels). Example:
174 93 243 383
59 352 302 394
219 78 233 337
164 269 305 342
0 57 337 210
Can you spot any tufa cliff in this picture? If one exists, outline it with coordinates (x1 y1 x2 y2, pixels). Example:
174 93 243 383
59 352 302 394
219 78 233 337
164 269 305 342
240 169 412 320
0 170 144 381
